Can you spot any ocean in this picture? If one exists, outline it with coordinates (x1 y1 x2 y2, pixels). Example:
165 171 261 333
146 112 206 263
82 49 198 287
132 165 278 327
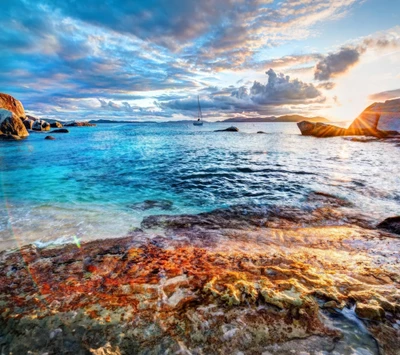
1 121 399 250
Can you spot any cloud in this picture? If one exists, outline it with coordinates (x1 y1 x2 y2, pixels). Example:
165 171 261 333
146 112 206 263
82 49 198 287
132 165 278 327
158 69 324 116
317 82 336 90
314 47 362 81
0 0 365 120
314 26 400 81
368 88 400 101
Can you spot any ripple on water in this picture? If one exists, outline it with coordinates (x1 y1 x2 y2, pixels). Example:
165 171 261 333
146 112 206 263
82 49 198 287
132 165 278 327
0 122 400 248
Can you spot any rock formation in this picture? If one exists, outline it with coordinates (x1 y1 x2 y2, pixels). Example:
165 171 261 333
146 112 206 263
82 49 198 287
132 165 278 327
298 98 400 138
0 194 399 354
377 216 400 235
64 121 96 127
0 109 29 139
0 93 26 119
50 128 69 133
32 119 51 131
214 126 239 132
350 98 400 132
50 121 63 128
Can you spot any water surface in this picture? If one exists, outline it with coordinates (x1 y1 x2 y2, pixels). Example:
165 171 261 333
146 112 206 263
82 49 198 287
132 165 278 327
1 122 399 249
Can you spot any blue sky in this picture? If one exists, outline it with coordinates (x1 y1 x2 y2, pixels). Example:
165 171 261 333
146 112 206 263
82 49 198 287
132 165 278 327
1 0 399 121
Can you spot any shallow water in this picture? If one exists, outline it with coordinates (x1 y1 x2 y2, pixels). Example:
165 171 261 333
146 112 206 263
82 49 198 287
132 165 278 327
0 122 399 249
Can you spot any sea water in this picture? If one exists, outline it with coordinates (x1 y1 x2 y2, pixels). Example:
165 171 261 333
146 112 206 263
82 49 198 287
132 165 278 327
0 122 399 250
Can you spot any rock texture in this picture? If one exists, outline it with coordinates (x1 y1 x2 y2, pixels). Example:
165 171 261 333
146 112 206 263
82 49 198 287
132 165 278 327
23 119 34 130
0 109 29 138
33 119 51 131
298 98 400 138
350 98 400 132
297 121 346 137
0 194 399 354
377 216 400 235
0 93 25 119
50 121 63 128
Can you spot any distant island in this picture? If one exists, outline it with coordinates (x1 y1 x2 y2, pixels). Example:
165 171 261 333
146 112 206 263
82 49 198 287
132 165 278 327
88 119 157 124
221 115 330 123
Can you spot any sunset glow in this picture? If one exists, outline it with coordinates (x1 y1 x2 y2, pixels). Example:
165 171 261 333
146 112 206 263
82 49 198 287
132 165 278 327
1 0 399 122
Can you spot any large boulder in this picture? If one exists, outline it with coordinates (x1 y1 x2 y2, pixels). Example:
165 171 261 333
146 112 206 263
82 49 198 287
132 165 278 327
298 98 400 138
50 121 63 128
297 121 345 137
0 109 29 138
23 119 34 130
0 93 26 120
349 98 400 133
26 115 38 121
32 119 51 131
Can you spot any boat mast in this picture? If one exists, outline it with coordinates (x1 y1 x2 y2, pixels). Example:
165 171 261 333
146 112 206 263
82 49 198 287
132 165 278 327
197 95 202 121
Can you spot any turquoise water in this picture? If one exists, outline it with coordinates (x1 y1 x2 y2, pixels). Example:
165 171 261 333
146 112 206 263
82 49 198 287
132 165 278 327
1 122 399 249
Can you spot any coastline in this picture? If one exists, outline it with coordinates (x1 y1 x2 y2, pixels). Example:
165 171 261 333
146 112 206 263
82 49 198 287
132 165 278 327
1 192 399 354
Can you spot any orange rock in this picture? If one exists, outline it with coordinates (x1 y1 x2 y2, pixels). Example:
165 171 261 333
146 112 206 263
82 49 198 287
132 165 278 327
0 93 25 119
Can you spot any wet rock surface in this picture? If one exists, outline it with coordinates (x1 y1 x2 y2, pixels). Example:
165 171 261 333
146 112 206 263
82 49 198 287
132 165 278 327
377 216 400 235
0 193 399 354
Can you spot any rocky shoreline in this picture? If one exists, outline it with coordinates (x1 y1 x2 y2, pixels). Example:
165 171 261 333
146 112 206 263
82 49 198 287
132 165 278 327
297 98 400 138
0 193 399 354
0 93 95 141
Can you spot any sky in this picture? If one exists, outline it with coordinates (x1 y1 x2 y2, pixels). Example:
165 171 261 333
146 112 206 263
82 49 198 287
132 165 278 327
1 0 400 122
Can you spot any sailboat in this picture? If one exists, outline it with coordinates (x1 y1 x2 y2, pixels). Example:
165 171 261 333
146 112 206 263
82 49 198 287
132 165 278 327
193 95 203 126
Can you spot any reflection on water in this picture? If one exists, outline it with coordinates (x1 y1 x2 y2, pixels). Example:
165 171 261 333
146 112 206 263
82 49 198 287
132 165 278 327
322 307 379 355
0 122 399 249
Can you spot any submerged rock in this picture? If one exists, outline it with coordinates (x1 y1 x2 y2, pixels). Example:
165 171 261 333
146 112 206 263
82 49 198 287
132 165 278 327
0 133 23 140
129 199 173 211
0 93 25 119
50 128 69 133
377 216 400 235
0 109 29 138
0 197 399 354
214 126 239 132
45 135 55 140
